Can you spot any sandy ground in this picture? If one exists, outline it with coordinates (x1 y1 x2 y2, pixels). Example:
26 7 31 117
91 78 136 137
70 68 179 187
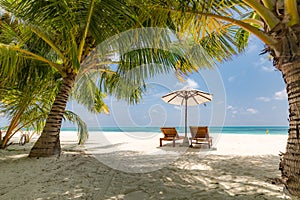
0 131 292 200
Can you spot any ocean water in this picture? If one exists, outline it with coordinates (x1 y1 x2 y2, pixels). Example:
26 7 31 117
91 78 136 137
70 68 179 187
62 126 289 135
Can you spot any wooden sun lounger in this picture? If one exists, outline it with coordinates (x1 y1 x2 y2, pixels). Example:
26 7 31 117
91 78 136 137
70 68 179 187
189 126 212 148
160 127 184 147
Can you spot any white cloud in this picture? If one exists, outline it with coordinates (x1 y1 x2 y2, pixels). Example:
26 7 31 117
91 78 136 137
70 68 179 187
227 105 234 110
261 66 274 72
227 105 260 116
228 76 236 82
246 43 258 53
259 57 268 64
174 81 184 88
227 105 238 116
255 55 277 72
175 78 199 89
246 108 258 114
174 106 182 110
150 108 159 113
254 90 287 102
185 78 199 89
256 97 271 102
275 89 288 100
254 57 274 72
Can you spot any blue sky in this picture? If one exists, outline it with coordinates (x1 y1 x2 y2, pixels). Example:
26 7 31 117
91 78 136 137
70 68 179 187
217 38 288 126
0 36 288 128
67 36 289 128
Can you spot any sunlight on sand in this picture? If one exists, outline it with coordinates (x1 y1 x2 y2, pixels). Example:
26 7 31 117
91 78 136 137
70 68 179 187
0 131 291 199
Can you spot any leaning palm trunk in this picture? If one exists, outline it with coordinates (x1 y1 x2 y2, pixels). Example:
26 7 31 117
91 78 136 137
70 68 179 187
29 73 76 157
1 111 22 149
279 62 300 196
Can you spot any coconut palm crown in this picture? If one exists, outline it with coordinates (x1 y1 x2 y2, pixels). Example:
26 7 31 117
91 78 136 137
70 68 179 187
0 0 226 158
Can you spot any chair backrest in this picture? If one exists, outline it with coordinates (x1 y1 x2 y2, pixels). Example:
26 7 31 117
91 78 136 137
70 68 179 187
160 127 178 138
190 126 208 138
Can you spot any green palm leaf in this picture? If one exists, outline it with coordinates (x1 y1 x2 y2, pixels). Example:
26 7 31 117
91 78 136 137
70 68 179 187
63 110 88 145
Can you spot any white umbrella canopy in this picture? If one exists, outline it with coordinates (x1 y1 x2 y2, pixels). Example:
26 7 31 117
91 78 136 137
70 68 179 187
161 87 213 146
161 88 212 106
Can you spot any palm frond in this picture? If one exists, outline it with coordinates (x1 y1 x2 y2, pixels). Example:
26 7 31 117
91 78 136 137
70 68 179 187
71 71 109 114
133 0 252 60
0 59 61 135
63 110 88 145
100 70 145 104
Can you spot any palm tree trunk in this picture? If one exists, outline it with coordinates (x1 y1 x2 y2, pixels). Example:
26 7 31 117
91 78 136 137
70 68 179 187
29 73 76 157
1 112 21 149
279 61 300 196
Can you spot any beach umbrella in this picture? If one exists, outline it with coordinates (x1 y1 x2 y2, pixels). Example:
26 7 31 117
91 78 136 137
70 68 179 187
161 87 213 145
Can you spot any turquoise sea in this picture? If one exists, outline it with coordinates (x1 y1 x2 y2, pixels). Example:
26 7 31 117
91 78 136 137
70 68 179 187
62 126 289 135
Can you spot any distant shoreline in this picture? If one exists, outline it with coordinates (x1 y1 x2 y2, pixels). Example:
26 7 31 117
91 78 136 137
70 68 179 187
61 126 289 135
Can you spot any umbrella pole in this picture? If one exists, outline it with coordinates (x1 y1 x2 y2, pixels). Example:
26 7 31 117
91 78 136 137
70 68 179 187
185 97 187 138
183 97 189 146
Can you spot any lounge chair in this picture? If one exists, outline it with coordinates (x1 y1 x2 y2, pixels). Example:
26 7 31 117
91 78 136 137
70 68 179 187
189 126 212 148
160 127 184 147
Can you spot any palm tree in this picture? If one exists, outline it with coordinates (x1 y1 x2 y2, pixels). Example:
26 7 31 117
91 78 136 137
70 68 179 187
0 0 137 156
0 60 91 148
0 11 92 148
143 0 300 196
0 1 205 157
0 65 59 149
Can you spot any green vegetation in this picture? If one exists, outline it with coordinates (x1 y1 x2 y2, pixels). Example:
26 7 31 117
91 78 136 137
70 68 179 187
1 0 300 197
143 0 300 196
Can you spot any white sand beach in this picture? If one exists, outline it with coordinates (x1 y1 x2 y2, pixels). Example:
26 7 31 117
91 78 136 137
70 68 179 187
0 131 291 199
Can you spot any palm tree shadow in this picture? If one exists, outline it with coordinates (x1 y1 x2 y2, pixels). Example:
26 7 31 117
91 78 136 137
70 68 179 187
92 152 287 199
